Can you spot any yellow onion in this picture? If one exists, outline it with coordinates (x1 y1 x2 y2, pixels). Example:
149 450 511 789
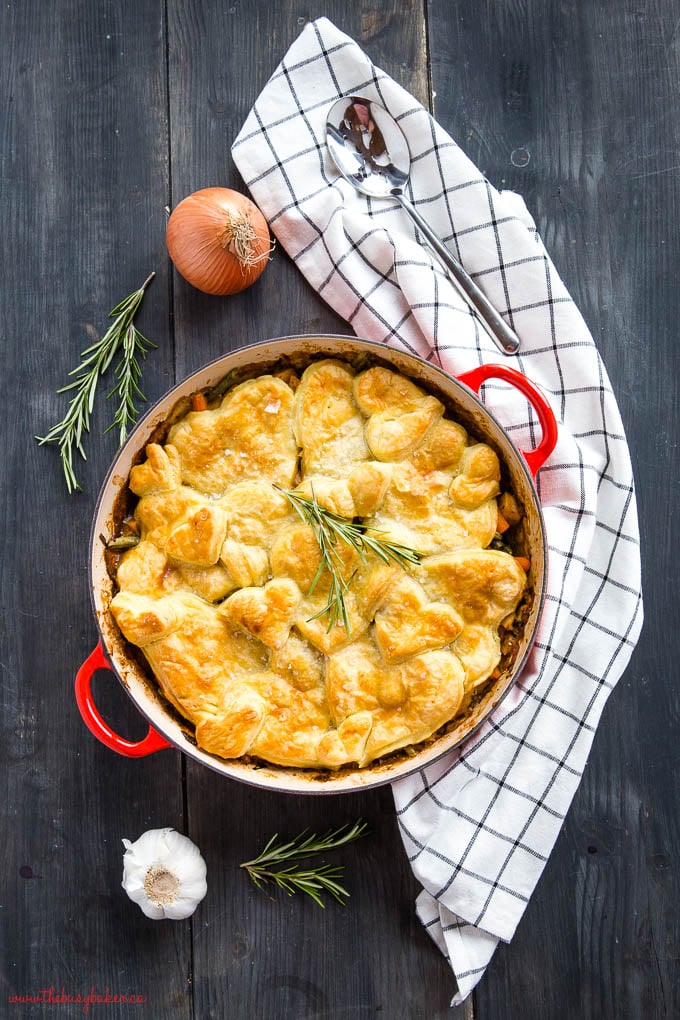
166 187 273 295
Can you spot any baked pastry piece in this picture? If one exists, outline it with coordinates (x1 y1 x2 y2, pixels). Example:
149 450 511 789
168 375 298 494
110 361 528 769
321 634 466 766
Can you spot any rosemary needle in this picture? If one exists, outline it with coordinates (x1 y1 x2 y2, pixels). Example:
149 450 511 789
241 820 369 907
36 272 157 493
275 485 421 634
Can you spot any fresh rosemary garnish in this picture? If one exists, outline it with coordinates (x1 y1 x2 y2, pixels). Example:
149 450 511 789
241 820 368 908
275 485 421 634
36 272 157 493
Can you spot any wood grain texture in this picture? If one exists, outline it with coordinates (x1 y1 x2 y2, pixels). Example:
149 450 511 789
166 0 430 378
427 0 679 1016
186 782 460 1020
0 1 190 1015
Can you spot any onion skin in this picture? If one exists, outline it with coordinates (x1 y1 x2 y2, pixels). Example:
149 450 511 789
166 187 272 296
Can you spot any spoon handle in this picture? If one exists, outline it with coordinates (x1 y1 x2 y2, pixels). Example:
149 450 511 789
393 191 520 355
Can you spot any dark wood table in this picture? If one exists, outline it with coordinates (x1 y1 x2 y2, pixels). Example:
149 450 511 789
2 2 676 1017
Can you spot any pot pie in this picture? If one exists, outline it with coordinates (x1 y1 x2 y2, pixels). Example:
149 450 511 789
109 360 528 769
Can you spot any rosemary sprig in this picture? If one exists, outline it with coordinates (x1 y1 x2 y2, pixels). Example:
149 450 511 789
275 485 421 633
241 820 369 908
104 294 157 448
36 272 156 493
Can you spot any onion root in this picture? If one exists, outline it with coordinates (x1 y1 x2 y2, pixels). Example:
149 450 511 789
219 212 274 272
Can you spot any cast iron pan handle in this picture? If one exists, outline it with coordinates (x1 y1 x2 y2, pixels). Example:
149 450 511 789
457 363 558 477
75 641 172 757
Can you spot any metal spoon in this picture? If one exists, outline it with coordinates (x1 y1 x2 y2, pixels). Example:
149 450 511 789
326 95 520 355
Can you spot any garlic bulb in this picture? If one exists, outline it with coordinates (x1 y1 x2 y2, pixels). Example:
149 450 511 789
121 828 207 920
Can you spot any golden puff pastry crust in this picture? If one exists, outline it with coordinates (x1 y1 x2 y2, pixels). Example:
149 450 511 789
324 633 466 766
168 375 298 495
219 578 302 650
293 360 369 477
110 359 528 770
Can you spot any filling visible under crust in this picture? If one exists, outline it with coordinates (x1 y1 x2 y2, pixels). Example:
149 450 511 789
109 359 528 769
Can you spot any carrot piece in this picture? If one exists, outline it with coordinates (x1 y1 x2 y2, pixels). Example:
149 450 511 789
490 666 502 680
191 392 208 411
496 509 511 534
514 556 531 573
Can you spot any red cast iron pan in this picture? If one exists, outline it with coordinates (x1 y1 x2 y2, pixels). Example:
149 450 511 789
75 335 558 794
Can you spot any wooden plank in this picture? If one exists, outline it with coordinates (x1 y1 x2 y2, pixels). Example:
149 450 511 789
166 1 470 1016
0 1 191 1015
165 0 429 378
427 0 679 1017
187 783 461 1019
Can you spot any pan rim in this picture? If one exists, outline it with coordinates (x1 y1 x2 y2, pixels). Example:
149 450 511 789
87 333 548 793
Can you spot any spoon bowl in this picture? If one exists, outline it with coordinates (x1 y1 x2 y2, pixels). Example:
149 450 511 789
326 97 411 198
325 95 521 355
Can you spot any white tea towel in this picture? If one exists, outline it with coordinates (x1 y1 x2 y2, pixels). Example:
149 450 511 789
232 17 643 1006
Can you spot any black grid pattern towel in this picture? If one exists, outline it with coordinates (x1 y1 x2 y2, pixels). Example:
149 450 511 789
232 17 643 1005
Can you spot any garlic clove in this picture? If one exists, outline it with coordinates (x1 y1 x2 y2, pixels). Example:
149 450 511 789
122 827 207 920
